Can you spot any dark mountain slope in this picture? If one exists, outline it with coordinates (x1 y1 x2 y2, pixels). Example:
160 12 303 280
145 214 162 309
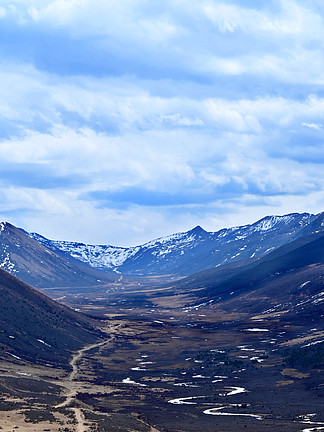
0 222 117 288
165 230 324 297
202 231 324 300
0 268 103 368
152 231 324 328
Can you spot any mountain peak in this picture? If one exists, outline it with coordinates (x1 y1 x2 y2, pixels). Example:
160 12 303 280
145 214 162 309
0 221 20 233
189 225 207 235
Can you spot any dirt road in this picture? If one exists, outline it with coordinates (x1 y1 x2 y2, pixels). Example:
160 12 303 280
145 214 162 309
55 335 113 431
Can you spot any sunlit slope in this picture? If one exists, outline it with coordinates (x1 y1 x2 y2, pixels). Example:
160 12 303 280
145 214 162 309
0 222 117 287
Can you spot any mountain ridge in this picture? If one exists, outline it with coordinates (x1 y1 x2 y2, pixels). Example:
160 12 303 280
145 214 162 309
27 211 324 276
0 222 118 288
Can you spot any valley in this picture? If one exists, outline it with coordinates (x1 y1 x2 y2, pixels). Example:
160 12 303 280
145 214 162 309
0 213 324 431
0 298 323 432
3 1 324 430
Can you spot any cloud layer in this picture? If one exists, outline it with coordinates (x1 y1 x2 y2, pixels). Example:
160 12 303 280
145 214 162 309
1 0 324 245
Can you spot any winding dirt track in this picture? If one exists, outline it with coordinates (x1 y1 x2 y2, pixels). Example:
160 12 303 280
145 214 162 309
55 337 112 431
54 323 160 432
72 407 86 432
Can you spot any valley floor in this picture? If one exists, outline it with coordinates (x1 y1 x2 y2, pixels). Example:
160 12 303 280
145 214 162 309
0 305 323 432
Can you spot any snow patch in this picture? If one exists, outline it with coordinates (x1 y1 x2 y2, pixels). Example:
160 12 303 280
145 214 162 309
37 339 51 347
122 377 147 387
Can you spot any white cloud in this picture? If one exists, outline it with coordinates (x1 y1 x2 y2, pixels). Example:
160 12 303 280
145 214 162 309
203 1 323 37
3 61 324 138
1 1 324 244
301 122 322 130
0 187 71 215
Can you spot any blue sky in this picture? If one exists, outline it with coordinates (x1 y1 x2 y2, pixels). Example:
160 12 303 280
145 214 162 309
1 0 324 246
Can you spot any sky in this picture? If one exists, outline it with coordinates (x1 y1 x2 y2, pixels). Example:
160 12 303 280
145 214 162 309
1 0 324 246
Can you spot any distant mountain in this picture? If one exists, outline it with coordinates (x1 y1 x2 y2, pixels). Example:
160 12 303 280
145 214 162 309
0 222 117 288
29 212 324 276
0 267 103 368
169 229 324 325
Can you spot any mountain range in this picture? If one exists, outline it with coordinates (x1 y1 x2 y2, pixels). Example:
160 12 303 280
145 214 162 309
0 212 323 289
161 228 324 321
25 213 324 276
1 211 324 431
27 211 324 277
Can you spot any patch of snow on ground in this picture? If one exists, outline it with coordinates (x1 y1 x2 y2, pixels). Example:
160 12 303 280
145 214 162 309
122 377 147 387
192 375 210 378
6 352 21 360
225 387 247 396
250 357 264 363
174 383 200 388
300 281 311 288
302 428 324 432
203 406 263 420
37 339 51 347
302 340 324 348
168 396 206 405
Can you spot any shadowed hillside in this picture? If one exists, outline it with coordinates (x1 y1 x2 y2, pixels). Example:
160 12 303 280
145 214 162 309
0 268 103 368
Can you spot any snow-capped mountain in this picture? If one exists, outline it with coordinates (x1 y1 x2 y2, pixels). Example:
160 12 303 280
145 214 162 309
170 226 324 328
28 212 324 276
0 222 117 287
28 233 135 270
